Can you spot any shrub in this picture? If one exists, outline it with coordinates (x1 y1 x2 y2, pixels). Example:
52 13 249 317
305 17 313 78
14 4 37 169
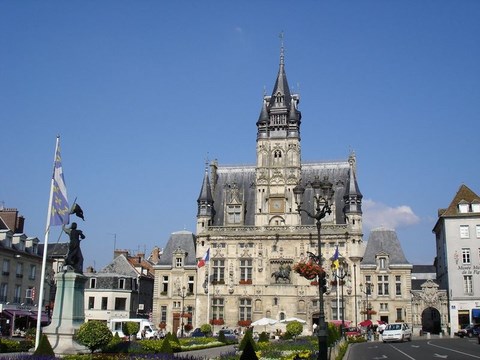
0 338 22 353
200 323 212 336
258 331 270 343
33 333 55 356
122 321 140 340
240 338 258 360
102 331 123 353
218 330 226 343
238 329 257 352
170 330 180 344
159 337 174 354
327 322 341 346
286 321 304 339
76 320 113 353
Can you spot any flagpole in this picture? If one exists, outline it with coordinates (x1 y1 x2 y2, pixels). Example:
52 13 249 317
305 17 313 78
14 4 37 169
336 268 340 320
35 136 59 349
206 256 211 325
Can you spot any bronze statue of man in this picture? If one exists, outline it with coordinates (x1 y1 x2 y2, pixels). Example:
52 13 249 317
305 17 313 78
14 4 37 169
63 222 85 273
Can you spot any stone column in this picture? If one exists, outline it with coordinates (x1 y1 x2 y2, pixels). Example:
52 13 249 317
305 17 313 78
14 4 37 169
42 271 88 355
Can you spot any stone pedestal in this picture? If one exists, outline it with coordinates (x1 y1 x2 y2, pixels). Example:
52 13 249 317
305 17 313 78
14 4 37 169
43 271 88 355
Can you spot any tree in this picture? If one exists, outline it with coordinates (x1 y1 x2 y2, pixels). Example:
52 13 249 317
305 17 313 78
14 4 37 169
76 321 113 353
122 321 140 341
286 321 304 339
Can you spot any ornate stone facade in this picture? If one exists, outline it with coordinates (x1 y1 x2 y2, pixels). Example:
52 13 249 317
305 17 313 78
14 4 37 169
194 49 365 333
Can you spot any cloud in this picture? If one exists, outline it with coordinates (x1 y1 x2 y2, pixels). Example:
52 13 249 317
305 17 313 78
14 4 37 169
362 199 420 231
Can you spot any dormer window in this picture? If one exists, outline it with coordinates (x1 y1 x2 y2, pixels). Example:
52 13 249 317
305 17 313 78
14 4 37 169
175 257 183 267
3 235 12 248
227 205 242 224
459 202 469 213
118 278 125 289
173 248 187 268
472 202 480 213
379 258 387 270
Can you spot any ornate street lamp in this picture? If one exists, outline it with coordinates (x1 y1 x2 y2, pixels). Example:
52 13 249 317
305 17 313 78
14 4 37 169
178 286 187 337
331 259 348 338
293 176 334 360
360 282 374 321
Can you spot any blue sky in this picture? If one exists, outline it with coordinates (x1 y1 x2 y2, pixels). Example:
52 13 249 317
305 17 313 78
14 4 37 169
1 1 479 270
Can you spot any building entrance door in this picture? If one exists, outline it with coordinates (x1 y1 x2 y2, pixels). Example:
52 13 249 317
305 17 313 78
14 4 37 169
421 307 441 334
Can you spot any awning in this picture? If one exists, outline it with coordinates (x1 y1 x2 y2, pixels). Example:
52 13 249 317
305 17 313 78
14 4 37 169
2 310 49 323
330 320 351 327
2 310 33 318
358 319 373 327
30 311 50 323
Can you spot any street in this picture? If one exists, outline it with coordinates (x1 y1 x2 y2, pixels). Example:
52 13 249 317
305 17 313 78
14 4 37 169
347 338 480 360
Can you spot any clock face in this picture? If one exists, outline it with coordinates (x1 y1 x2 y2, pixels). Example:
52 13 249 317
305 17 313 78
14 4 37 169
271 199 284 213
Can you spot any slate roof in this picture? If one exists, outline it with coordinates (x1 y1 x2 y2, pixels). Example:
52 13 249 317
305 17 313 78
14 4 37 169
158 231 197 267
412 265 436 274
209 161 353 226
411 278 443 291
437 184 480 217
361 227 410 266
38 242 69 257
97 254 138 277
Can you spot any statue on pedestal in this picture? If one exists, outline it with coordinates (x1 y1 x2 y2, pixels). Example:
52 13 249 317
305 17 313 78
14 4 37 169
63 222 85 273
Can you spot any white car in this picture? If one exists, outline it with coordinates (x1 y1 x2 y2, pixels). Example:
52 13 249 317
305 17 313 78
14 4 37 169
382 323 412 342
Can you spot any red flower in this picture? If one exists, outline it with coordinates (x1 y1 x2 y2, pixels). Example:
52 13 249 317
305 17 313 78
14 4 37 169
210 318 225 325
238 320 252 327
293 260 324 280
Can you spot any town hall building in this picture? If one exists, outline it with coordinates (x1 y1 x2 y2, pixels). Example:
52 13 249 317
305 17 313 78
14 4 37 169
193 47 365 332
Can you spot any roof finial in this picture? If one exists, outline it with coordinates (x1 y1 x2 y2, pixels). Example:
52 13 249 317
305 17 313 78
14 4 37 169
279 31 285 66
205 152 210 172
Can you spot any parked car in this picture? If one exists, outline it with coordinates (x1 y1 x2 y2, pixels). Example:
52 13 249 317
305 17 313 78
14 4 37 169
190 328 206 337
218 329 237 341
456 324 480 338
344 327 362 337
382 323 412 342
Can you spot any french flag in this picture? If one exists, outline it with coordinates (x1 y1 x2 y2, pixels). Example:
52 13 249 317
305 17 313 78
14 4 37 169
197 248 210 268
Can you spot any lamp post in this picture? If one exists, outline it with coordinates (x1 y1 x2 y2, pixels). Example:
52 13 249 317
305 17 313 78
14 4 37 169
353 263 358 326
331 259 348 338
178 286 187 337
360 282 374 321
294 176 334 360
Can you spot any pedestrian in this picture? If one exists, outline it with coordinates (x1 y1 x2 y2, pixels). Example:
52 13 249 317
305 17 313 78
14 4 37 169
367 326 373 341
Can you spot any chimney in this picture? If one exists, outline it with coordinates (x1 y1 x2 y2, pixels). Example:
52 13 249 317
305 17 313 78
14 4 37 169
0 208 22 233
150 246 160 264
114 249 129 259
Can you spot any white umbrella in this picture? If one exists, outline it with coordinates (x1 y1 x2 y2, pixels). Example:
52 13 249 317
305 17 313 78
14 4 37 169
251 317 278 327
279 317 307 324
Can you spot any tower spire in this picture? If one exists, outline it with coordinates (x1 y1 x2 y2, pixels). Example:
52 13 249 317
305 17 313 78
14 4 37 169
279 31 285 67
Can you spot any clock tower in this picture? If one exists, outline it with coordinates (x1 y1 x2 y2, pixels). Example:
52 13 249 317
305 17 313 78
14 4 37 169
254 45 302 227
